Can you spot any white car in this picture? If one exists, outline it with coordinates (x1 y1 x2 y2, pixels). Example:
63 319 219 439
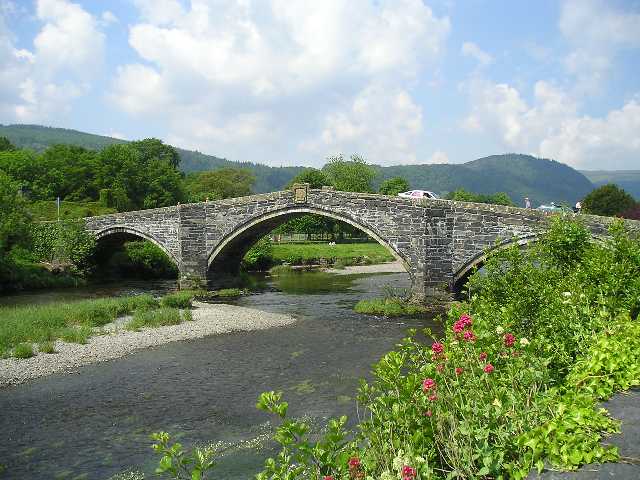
398 190 440 199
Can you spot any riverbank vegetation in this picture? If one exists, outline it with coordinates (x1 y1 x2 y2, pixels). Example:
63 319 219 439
144 216 639 480
0 291 200 358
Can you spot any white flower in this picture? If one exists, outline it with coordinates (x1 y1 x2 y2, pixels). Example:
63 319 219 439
496 326 504 335
520 338 530 346
562 291 572 297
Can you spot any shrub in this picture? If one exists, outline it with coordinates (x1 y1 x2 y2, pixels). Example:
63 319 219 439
160 291 194 309
127 308 182 331
243 237 274 271
13 342 34 359
214 288 242 297
354 298 426 316
38 341 56 354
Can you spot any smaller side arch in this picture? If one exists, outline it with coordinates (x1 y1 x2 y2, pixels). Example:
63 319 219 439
452 234 538 291
93 226 181 267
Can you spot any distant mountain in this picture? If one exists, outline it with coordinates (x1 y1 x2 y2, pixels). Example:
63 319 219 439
0 124 595 204
580 170 640 200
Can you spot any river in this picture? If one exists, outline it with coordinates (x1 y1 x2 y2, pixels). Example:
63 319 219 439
0 270 440 480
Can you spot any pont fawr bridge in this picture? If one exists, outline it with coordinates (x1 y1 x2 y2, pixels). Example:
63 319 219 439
84 185 640 300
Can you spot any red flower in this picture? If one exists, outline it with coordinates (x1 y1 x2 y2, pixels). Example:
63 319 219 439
479 352 488 361
455 367 463 375
402 465 417 479
453 320 465 334
424 409 432 417
436 363 445 372
459 313 472 327
348 457 361 469
428 393 438 401
484 363 494 373
431 342 444 354
323 477 334 480
463 330 476 342
422 378 436 392
504 333 516 348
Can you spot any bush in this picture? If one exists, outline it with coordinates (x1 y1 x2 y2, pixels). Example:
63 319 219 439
38 341 56 354
126 308 182 331
160 291 194 309
13 342 34 359
243 237 274 270
354 298 426 316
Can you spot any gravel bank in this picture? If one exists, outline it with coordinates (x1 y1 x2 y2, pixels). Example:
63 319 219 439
0 302 296 388
323 261 407 275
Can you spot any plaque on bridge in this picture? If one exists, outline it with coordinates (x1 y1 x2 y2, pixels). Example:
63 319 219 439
292 183 309 203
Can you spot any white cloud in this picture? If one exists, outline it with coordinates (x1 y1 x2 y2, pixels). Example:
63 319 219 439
0 0 104 122
463 78 640 169
461 41 493 67
105 131 126 140
110 0 450 165
428 150 449 164
559 0 640 92
300 82 423 165
101 10 117 25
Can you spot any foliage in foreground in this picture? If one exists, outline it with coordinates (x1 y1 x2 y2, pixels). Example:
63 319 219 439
145 217 640 479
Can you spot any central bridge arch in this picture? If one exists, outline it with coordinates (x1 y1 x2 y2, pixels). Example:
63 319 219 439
206 206 411 281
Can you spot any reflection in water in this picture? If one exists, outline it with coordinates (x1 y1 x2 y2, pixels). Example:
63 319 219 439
0 271 441 480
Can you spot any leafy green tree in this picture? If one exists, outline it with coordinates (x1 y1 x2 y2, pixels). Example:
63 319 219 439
0 136 16 152
582 184 637 217
0 170 31 255
322 154 376 193
445 188 514 206
184 168 255 202
129 138 181 169
287 168 333 189
379 177 409 196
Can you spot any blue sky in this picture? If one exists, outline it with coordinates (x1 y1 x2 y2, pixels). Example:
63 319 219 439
1 0 639 170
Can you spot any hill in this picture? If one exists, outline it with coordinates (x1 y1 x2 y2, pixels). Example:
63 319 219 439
0 124 595 205
580 170 640 200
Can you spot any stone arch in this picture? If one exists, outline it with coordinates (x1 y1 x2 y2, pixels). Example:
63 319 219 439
207 206 411 277
94 225 180 267
452 234 538 291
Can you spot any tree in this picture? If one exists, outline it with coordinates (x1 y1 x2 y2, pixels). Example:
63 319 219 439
287 168 333 189
129 138 181 169
0 170 31 255
0 136 16 152
445 188 514 206
379 177 409 196
582 184 637 217
322 154 376 193
184 168 255 202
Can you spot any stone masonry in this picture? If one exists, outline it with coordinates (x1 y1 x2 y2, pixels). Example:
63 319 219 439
84 188 640 300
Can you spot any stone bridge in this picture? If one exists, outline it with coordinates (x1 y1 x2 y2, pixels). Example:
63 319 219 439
84 186 640 299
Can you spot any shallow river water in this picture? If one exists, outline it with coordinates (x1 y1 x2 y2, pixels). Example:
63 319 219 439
0 271 440 480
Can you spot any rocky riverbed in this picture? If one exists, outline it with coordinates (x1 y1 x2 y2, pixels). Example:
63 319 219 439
0 302 296 388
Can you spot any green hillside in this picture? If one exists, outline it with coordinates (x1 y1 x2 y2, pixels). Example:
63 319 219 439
580 170 640 200
0 124 596 204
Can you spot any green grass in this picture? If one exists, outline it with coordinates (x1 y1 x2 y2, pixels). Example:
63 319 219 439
269 265 295 275
0 294 158 357
13 343 35 359
160 291 194 309
213 288 243 297
126 308 183 331
38 341 56 354
354 298 427 317
270 242 394 266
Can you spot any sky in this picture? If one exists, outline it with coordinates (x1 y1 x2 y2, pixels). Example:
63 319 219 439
1 0 639 170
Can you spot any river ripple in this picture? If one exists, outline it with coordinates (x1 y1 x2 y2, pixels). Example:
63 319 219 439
0 271 440 480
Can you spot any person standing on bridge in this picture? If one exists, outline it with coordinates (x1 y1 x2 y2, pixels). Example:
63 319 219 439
524 197 531 209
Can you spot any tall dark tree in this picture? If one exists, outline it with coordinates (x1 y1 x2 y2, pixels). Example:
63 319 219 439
0 136 16 152
184 168 255 202
582 184 637 217
129 138 181 169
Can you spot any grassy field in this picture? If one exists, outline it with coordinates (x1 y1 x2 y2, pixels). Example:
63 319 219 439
270 242 394 266
354 298 427 316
